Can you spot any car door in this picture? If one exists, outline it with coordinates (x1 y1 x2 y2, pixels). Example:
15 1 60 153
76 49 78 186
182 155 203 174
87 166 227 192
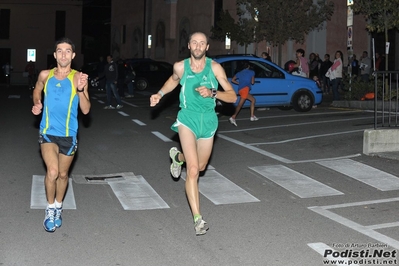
248 60 291 107
220 59 291 108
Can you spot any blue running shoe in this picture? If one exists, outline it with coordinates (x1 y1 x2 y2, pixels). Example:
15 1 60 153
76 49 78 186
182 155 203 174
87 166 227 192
43 208 56 232
54 207 62 228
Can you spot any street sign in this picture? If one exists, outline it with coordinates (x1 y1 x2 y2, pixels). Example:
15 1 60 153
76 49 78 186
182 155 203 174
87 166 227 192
27 49 36 62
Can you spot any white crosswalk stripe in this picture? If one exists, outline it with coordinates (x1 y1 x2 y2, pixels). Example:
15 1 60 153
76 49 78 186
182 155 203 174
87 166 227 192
249 165 344 198
31 159 399 211
317 159 399 191
108 175 170 210
181 166 260 205
30 175 76 209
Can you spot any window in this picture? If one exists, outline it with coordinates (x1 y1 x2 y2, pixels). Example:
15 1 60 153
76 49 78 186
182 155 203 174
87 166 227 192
0 9 11 39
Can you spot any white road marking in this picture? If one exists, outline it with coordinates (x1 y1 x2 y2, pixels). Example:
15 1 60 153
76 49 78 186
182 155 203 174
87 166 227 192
308 242 351 265
118 111 129 116
218 115 373 134
217 134 292 163
318 159 399 191
309 198 399 250
249 129 365 145
30 175 76 209
152 131 172 142
132 119 146 126
109 175 169 210
181 167 260 205
249 165 344 198
217 134 361 164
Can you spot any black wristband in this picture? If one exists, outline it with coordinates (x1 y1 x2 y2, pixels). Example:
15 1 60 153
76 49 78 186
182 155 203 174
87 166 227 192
77 88 84 92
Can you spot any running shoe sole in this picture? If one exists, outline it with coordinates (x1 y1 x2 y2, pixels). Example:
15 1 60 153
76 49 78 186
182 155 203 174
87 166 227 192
169 147 182 178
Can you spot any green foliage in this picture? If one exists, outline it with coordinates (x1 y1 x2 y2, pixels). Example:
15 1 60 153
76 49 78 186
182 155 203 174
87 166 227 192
211 0 334 59
351 0 399 33
351 0 399 71
210 10 237 42
210 8 258 50
342 75 374 100
240 0 335 46
341 74 396 101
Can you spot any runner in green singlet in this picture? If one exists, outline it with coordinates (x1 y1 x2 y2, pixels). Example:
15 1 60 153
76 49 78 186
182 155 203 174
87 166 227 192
150 32 237 235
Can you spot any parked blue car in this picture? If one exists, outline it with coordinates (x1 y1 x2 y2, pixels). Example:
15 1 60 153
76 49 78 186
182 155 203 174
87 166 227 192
213 55 323 112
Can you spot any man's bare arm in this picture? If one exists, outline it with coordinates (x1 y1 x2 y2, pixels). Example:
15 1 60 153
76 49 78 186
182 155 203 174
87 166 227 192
212 62 237 103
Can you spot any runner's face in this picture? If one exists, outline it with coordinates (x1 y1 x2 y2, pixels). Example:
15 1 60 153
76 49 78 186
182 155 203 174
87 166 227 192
54 43 75 68
188 34 209 60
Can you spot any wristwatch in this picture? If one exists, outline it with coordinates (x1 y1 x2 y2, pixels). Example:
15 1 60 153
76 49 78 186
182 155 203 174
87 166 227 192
211 89 217 99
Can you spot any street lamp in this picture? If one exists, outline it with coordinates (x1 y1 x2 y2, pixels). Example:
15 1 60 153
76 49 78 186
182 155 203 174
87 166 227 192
254 7 259 55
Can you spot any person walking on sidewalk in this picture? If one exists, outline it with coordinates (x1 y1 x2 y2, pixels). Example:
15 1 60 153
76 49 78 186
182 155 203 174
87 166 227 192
229 61 257 126
150 32 237 236
31 37 91 232
102 55 123 109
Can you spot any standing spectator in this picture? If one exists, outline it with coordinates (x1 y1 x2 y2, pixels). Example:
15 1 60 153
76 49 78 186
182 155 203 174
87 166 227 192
293 48 309 77
308 53 319 79
149 32 237 235
31 37 91 232
319 54 333 95
124 64 135 98
359 51 371 82
229 61 257 126
349 54 360 78
327 50 343 101
2 62 13 86
374 52 385 71
25 61 37 90
96 56 106 91
102 55 123 109
261 52 272 62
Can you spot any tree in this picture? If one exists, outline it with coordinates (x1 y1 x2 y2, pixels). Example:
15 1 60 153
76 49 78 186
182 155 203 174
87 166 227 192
351 0 399 71
242 0 335 65
211 9 258 53
212 0 334 65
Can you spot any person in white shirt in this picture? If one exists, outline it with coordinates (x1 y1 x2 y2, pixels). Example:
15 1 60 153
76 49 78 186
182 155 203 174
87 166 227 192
328 50 343 101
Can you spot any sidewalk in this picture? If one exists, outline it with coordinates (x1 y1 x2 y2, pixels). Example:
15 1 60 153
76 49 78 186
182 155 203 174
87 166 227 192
373 152 399 161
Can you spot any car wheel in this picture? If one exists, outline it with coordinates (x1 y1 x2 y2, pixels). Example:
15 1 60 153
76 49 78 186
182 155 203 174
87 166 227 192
292 91 314 112
90 79 99 87
136 78 148 90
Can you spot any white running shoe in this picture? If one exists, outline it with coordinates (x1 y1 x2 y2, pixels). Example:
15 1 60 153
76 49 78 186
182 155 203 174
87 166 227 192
169 147 183 178
194 216 209 236
250 116 259 121
229 117 237 126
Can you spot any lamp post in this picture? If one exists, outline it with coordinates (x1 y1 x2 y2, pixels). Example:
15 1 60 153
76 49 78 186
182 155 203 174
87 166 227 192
347 0 354 92
254 7 259 55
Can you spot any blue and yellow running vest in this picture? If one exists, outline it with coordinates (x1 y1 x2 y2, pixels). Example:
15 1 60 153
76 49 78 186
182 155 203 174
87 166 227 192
40 68 79 137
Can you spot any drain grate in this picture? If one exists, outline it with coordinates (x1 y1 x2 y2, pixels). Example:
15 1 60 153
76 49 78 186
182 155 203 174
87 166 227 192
85 175 124 182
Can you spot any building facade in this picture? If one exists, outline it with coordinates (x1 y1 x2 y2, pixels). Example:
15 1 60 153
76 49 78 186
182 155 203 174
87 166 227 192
111 0 384 68
0 0 83 84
